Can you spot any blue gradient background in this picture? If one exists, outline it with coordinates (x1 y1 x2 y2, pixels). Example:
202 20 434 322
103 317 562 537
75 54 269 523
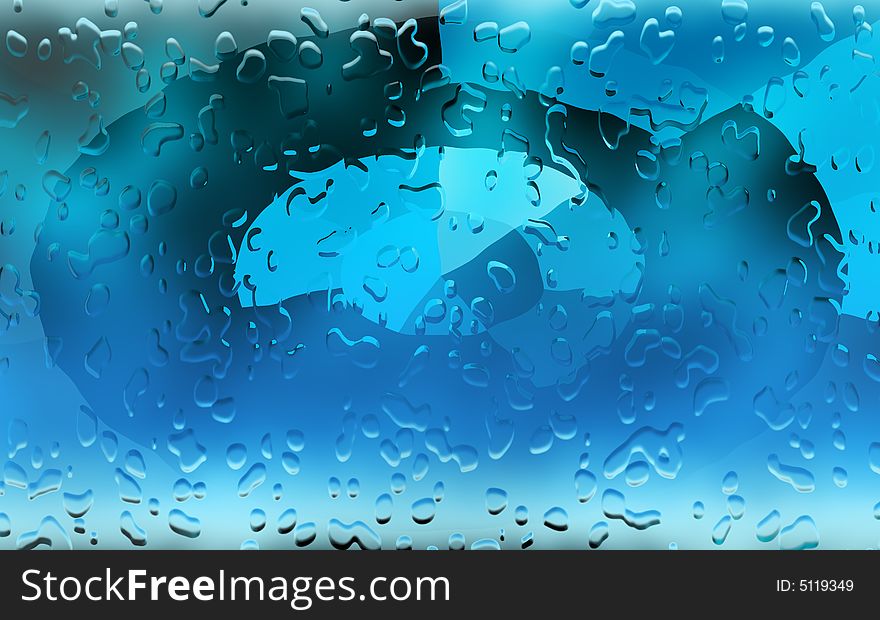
1 0 880 550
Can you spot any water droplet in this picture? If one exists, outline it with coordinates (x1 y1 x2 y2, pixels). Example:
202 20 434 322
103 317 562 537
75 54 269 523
121 511 147 546
543 506 569 532
727 495 746 520
722 471 739 495
485 487 508 515
588 521 609 548
497 21 531 53
782 36 801 66
6 30 28 58
277 508 297 534
779 516 818 550
237 463 266 497
712 36 724 64
756 510 781 542
168 509 200 538
249 508 266 532
712 515 732 545
575 469 598 502
757 25 775 47
411 497 437 524
768 454 815 492
294 522 317 547
810 2 835 42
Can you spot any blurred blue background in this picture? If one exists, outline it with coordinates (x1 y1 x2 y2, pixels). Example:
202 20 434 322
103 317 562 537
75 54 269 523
2 0 880 550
